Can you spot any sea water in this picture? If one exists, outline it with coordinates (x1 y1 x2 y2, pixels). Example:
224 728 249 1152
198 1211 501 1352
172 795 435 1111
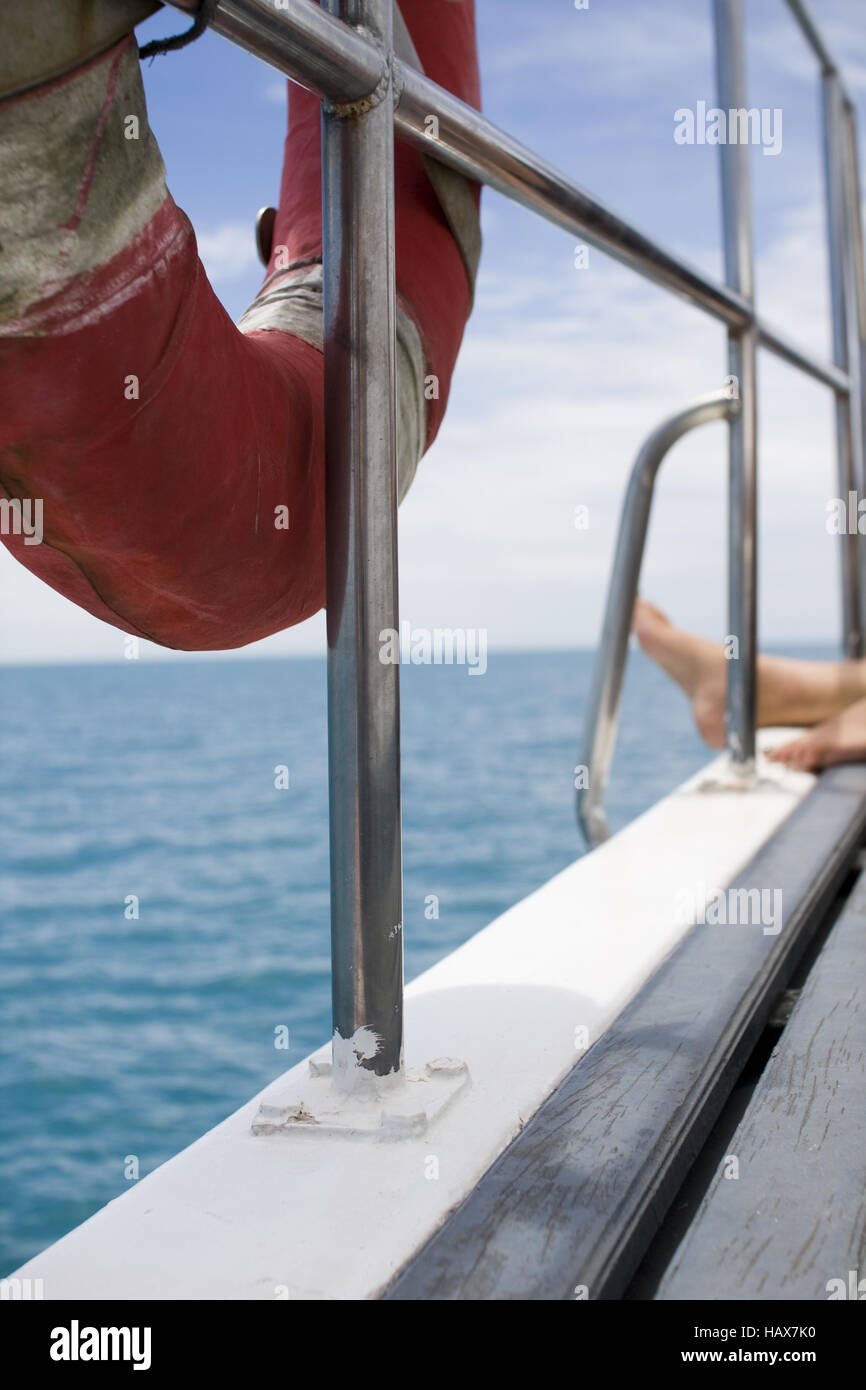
0 647 824 1272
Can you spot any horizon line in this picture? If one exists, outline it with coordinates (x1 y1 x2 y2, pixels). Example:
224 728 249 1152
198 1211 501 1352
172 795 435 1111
0 636 842 671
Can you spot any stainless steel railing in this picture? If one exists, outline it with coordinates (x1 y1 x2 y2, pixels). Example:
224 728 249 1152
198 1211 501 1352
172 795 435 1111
576 385 739 848
164 0 866 1079
824 68 865 655
715 0 759 769
321 0 404 1087
576 0 866 846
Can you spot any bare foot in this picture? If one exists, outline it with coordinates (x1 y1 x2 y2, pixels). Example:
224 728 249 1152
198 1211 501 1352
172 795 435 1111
632 597 866 748
632 598 727 747
766 697 866 771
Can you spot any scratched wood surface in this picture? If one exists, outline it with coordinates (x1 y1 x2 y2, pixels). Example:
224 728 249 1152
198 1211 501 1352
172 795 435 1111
657 867 866 1301
384 765 866 1301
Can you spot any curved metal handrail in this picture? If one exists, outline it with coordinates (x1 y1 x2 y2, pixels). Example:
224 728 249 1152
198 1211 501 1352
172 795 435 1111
576 385 740 848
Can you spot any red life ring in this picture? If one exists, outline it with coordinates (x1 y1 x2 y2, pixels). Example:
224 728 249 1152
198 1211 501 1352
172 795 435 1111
0 1 481 649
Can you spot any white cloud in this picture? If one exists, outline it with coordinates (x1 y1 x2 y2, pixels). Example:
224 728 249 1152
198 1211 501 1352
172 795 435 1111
263 78 286 105
484 5 710 86
196 222 260 284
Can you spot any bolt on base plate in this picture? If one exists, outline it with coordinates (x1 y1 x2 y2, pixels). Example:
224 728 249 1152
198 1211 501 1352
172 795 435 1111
251 1057 470 1140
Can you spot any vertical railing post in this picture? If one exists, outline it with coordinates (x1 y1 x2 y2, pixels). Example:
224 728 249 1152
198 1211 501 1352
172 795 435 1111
322 0 404 1089
714 0 758 770
841 101 866 653
823 73 864 658
843 106 866 495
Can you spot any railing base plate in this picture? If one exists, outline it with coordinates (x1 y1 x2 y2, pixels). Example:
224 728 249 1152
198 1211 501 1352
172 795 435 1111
250 1058 470 1140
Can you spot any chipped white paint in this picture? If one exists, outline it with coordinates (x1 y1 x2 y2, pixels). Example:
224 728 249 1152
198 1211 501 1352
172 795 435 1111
331 1024 389 1094
11 742 814 1300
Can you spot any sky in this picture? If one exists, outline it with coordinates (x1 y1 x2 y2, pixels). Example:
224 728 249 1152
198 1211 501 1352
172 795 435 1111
2 0 866 664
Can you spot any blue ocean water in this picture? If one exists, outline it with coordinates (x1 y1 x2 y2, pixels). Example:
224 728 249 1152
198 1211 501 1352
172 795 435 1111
0 645 828 1274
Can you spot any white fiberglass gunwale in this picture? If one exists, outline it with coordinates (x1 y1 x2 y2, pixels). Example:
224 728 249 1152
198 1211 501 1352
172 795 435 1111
11 739 815 1301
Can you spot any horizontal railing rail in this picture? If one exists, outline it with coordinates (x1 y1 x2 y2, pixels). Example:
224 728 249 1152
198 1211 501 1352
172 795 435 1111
164 0 853 392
